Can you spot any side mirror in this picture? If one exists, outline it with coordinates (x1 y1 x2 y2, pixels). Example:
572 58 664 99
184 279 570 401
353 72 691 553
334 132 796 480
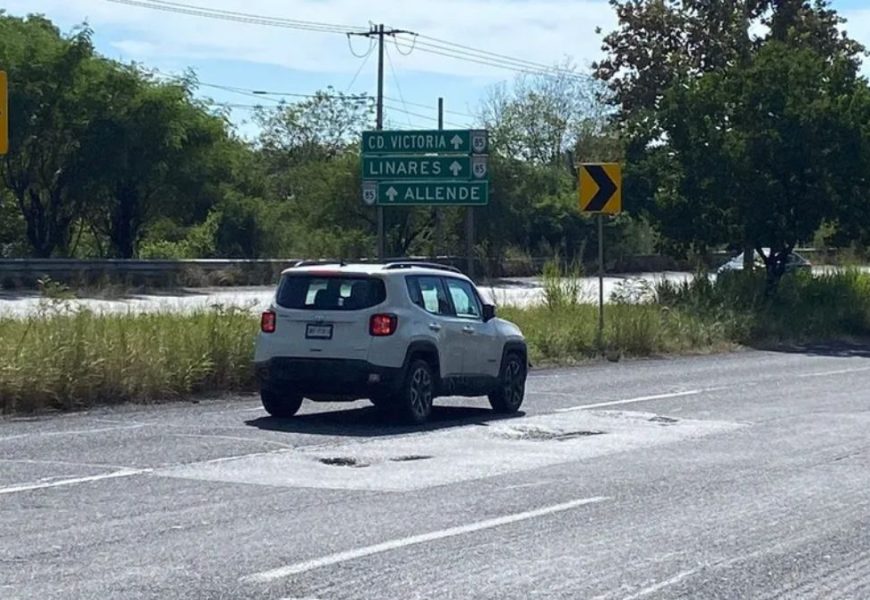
482 304 496 322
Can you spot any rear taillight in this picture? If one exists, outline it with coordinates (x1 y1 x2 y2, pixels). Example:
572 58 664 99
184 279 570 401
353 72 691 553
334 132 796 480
369 314 398 336
261 311 276 333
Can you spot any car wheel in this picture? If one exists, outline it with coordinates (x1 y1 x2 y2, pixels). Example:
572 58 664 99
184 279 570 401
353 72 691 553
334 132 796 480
397 359 435 424
260 389 303 418
488 353 526 414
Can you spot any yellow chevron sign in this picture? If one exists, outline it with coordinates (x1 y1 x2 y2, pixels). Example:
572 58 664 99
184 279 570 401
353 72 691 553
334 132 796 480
579 163 621 215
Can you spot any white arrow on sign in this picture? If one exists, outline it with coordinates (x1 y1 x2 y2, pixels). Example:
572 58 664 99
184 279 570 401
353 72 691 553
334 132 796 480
449 161 463 177
385 186 399 202
450 135 463 150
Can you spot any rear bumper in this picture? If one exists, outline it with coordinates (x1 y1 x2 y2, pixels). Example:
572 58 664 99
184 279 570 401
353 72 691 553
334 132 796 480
255 358 403 399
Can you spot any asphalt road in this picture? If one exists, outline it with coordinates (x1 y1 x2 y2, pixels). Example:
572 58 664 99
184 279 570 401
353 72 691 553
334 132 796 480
2 346 870 599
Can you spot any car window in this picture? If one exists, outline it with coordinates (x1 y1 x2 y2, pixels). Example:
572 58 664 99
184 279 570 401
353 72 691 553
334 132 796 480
406 276 452 316
444 278 482 319
276 275 386 310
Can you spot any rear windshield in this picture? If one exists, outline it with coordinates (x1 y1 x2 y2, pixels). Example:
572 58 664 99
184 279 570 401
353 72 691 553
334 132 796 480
275 275 386 310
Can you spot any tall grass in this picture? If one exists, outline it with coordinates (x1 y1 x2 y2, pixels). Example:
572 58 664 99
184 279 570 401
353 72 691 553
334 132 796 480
541 257 586 310
0 304 257 414
2 269 869 413
656 269 870 343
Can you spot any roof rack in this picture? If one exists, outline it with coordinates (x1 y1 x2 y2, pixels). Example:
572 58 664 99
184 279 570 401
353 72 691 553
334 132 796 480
292 260 347 268
383 261 462 274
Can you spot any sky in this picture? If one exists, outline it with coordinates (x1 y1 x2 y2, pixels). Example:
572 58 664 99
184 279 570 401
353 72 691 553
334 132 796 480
5 0 870 138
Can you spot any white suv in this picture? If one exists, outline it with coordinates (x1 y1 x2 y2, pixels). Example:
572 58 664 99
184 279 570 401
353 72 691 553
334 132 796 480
254 261 528 424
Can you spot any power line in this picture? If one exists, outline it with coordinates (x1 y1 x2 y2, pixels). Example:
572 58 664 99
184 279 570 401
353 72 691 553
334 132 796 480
345 44 375 92
107 0 589 81
347 34 376 59
199 82 370 100
143 0 358 30
383 97 475 119
393 37 587 80
414 33 587 79
105 0 367 34
195 81 284 103
383 103 468 128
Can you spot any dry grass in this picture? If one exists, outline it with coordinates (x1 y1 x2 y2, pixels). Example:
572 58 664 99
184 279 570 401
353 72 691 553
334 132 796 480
0 303 257 414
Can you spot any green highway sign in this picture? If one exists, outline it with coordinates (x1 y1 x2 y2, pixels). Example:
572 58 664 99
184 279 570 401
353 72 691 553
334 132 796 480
362 155 487 180
362 129 488 155
363 181 489 206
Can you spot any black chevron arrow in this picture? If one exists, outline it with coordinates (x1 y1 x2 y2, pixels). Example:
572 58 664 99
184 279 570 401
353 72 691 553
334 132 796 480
585 165 617 212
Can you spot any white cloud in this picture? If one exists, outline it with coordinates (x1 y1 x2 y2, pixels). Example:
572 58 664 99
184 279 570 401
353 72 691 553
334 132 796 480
4 0 615 79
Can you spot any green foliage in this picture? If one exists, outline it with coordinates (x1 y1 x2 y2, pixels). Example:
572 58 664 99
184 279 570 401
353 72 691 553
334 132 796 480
139 210 221 259
654 43 870 273
3 270 869 411
596 1 870 282
657 270 870 342
0 16 97 256
541 257 585 310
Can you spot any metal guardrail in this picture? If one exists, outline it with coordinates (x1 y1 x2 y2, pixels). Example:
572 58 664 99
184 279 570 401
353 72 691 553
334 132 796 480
0 257 472 287
0 249 844 288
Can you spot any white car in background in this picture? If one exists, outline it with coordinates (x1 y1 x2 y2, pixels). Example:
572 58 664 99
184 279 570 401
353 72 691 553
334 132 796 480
716 248 812 274
254 262 528 424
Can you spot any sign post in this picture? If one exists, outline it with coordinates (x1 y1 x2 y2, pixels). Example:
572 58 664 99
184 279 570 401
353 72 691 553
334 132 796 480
579 163 622 352
361 128 489 269
0 71 8 155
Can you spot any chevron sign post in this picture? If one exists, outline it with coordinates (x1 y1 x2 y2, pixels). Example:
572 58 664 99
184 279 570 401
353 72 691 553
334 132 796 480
579 162 623 352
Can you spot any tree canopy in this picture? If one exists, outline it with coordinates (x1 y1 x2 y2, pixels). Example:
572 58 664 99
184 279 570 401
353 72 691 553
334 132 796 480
594 0 870 280
2 4 870 279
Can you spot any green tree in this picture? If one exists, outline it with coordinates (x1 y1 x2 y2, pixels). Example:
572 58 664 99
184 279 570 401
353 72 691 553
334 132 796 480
594 0 863 137
77 67 231 258
0 15 96 257
653 42 870 281
596 0 869 279
253 91 375 258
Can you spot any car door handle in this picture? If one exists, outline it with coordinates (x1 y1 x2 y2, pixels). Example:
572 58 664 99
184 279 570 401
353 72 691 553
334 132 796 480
429 323 442 332
462 325 475 334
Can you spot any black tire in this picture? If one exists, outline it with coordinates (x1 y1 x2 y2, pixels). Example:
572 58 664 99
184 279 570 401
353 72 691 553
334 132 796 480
260 389 303 418
396 359 435 424
488 353 526 414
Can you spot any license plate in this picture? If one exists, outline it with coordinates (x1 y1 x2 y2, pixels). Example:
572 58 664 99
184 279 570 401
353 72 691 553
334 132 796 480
305 323 333 340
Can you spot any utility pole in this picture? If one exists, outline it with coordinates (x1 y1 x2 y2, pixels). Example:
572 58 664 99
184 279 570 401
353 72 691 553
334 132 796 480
434 97 444 260
349 23 414 261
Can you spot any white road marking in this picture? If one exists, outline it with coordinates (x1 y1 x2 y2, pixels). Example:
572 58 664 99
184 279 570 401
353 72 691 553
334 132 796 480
241 496 609 583
0 458 132 470
797 366 870 378
502 480 554 490
619 569 698 599
0 424 145 443
555 390 703 412
0 468 151 495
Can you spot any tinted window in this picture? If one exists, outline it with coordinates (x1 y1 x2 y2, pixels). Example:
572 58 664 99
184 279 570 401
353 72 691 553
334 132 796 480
406 276 452 316
444 278 482 319
276 275 386 310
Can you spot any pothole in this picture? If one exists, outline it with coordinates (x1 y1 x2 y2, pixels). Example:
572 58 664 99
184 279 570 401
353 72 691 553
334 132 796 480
649 416 679 425
390 455 433 462
497 426 605 442
319 457 369 468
